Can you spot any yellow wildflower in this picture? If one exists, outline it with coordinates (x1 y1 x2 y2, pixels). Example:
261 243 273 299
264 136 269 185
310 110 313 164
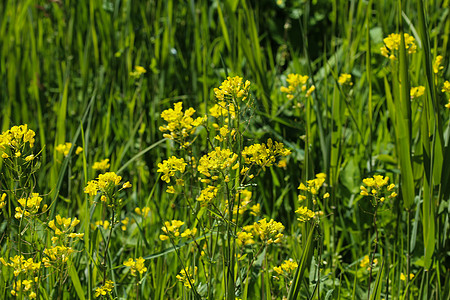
196 185 218 205
94 280 114 298
295 206 315 222
92 158 110 171
15 193 43 219
410 86 425 99
433 55 444 74
159 102 204 141
381 33 417 60
130 65 147 77
55 142 72 156
273 259 298 275
214 76 250 102
157 156 187 183
197 147 238 178
442 81 450 93
123 257 147 276
338 73 353 86
176 266 197 289
135 206 150 217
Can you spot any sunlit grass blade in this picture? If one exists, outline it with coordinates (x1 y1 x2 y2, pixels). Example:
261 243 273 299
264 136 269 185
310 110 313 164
286 226 314 300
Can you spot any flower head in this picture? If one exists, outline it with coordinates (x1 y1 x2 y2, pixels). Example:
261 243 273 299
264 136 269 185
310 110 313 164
123 257 147 276
381 33 417 60
159 102 204 141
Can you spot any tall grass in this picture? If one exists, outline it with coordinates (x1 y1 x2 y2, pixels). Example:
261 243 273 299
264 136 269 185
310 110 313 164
1 0 450 299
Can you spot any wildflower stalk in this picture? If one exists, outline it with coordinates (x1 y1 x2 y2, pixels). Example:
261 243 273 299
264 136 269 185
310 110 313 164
367 205 378 300
102 207 115 286
406 209 411 299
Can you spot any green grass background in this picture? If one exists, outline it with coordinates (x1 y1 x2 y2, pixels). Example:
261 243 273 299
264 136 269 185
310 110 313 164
1 0 450 299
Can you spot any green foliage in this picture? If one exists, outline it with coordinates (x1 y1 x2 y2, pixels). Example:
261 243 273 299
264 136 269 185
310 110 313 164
1 0 450 299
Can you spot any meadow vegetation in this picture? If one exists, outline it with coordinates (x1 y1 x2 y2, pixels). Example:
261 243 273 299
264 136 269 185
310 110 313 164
1 0 450 299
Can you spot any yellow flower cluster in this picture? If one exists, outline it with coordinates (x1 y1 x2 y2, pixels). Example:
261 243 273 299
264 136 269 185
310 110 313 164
159 102 204 141
159 220 185 241
157 156 187 183
360 175 397 203
410 86 425 99
94 220 110 230
433 55 444 74
121 217 130 231
298 173 327 196
213 124 236 142
180 227 197 238
214 76 250 102
338 73 353 86
273 259 298 275
15 193 46 219
210 102 237 120
11 279 37 298
92 158 110 171
0 193 6 210
94 280 114 298
360 255 378 271
123 257 147 276
380 33 417 60
55 142 83 157
42 245 75 267
48 215 81 237
197 147 238 179
442 81 450 108
237 231 255 246
400 273 415 281
443 81 450 93
225 189 257 215
295 206 315 222
0 124 35 152
130 65 146 78
176 266 197 289
196 185 218 205
242 138 291 170
135 206 150 217
252 218 285 244
84 172 129 197
0 255 41 277
280 73 311 100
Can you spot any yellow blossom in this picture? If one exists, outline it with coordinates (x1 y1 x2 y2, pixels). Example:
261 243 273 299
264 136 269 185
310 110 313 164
160 220 185 240
130 65 147 77
442 81 450 93
410 86 425 99
159 102 204 141
157 156 187 183
252 218 284 244
433 55 444 74
381 33 417 60
92 158 110 171
400 273 414 281
196 185 218 205
123 257 147 276
55 142 73 156
273 259 298 275
338 73 353 86
214 76 250 102
135 206 150 217
94 280 114 298
180 227 197 238
15 193 43 219
75 146 83 155
197 147 238 178
176 267 197 289
295 206 315 222
242 138 291 170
